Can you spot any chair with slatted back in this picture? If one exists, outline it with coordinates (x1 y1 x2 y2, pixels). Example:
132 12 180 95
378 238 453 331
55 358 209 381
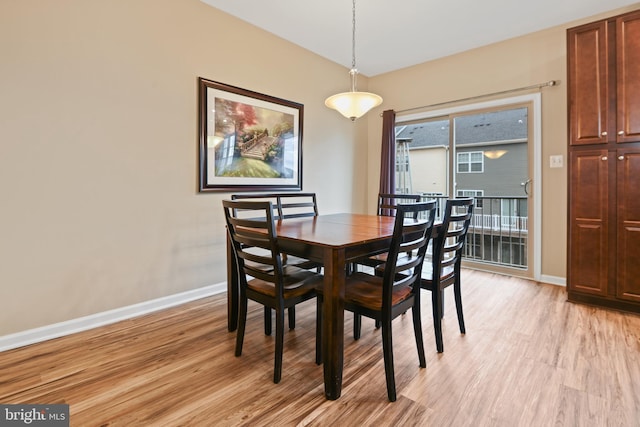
316 201 437 401
351 193 422 337
223 199 323 384
230 193 322 332
420 197 474 353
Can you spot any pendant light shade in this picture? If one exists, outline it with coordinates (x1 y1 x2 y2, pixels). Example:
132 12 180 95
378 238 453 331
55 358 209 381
324 91 383 121
325 70 383 121
325 0 382 121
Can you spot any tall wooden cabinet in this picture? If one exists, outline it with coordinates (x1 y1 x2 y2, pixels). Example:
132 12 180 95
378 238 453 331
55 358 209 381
567 9 640 313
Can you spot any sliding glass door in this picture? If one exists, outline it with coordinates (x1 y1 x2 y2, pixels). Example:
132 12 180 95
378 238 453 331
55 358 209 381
394 97 538 278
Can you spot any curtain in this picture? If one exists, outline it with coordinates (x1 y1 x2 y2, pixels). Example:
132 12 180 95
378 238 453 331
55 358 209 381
379 109 396 196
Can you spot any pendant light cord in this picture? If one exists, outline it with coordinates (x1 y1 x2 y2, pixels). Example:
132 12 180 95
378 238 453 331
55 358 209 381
351 0 357 70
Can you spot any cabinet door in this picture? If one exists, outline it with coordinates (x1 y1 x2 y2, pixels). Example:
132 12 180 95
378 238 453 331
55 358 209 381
568 150 609 296
616 149 640 301
616 11 640 143
568 21 610 145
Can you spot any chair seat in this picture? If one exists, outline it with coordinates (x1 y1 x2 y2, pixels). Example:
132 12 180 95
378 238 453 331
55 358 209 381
343 273 413 311
224 198 323 384
248 265 323 299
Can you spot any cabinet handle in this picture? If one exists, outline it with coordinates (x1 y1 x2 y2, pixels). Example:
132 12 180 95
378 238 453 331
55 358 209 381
618 130 625 136
602 156 608 160
618 155 625 161
601 131 607 136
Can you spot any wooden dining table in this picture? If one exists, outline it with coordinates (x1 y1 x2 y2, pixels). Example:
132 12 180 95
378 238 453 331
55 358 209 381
226 212 401 400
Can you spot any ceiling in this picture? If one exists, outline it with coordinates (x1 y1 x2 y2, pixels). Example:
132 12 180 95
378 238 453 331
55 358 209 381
200 0 639 77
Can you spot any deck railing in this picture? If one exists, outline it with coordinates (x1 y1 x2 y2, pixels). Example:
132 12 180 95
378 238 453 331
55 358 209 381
416 194 528 269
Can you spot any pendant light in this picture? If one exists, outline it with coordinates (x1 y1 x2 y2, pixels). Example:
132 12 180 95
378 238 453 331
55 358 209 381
325 0 383 121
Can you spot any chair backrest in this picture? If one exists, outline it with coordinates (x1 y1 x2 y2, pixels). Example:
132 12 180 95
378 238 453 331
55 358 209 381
222 199 284 290
230 193 318 220
276 193 318 219
433 198 474 277
381 201 437 307
378 193 422 217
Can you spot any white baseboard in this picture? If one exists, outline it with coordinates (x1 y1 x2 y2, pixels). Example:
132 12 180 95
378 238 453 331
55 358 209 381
0 282 227 353
539 274 566 287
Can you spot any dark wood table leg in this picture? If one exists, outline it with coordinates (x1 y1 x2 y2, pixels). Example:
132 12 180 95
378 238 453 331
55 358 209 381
226 232 238 332
322 247 345 400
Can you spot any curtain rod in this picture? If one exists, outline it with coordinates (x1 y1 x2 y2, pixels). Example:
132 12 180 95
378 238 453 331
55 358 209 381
387 80 559 116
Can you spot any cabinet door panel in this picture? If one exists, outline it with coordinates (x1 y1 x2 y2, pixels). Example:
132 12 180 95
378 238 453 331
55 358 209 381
569 151 609 295
617 11 640 143
568 22 609 145
617 149 640 301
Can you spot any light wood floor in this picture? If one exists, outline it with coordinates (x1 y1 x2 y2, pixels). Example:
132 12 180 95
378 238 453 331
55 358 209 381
1 270 639 426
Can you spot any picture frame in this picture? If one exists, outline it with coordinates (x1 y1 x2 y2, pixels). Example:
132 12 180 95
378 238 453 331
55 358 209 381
198 77 303 192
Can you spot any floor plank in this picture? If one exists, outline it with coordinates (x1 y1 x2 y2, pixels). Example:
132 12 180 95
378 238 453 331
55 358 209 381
1 270 639 426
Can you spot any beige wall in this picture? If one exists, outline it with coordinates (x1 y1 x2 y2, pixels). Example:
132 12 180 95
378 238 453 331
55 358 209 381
366 2 640 281
0 0 371 335
2 0 639 337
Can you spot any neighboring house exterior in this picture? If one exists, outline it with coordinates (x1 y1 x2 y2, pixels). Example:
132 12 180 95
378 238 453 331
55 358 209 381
395 107 528 197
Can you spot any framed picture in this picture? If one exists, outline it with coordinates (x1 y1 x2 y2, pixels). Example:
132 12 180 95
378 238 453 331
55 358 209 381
198 78 303 192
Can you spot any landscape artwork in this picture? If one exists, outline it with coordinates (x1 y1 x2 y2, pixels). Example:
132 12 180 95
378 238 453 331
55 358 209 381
198 78 303 192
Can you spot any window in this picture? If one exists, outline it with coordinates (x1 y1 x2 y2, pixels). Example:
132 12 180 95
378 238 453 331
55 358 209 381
457 151 484 173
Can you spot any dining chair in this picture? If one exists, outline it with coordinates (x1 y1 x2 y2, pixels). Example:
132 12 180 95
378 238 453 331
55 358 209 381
316 201 437 401
223 199 323 384
351 193 423 337
230 193 322 331
420 197 474 353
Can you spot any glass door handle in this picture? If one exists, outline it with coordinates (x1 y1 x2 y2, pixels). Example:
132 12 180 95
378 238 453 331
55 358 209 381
520 178 532 195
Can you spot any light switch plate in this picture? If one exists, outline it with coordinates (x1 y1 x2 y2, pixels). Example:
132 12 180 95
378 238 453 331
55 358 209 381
550 155 563 168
